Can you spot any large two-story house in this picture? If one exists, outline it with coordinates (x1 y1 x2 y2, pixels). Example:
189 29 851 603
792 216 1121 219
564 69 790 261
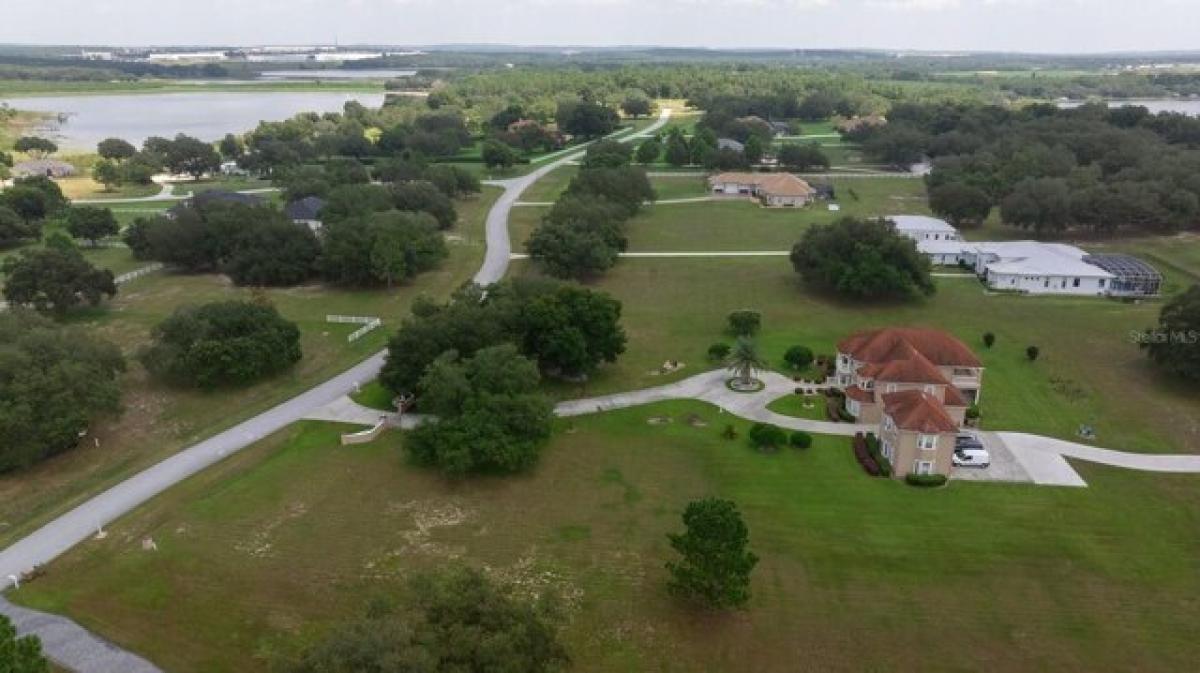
835 327 984 477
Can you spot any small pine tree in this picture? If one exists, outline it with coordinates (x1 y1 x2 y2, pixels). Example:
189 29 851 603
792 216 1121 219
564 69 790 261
666 498 758 609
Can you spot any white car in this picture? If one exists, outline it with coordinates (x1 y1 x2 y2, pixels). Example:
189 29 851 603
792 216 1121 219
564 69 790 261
953 447 990 468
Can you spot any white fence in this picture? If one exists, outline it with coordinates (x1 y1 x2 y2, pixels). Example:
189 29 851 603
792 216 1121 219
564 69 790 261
326 315 383 343
114 263 164 286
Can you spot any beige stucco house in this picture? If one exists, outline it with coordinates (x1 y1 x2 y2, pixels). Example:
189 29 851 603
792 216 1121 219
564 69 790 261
835 327 985 477
708 172 816 207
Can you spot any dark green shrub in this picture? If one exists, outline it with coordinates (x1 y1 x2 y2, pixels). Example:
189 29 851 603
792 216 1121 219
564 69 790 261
789 431 812 449
721 424 738 440
708 342 732 361
1026 345 1040 361
727 309 762 337
783 345 814 370
982 332 995 348
747 423 788 450
905 473 948 488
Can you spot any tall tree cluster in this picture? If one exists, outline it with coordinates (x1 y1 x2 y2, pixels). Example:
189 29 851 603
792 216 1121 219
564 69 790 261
854 102 1200 234
0 310 125 472
528 141 655 279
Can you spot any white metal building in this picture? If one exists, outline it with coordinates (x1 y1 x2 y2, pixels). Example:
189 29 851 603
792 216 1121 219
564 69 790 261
889 215 962 243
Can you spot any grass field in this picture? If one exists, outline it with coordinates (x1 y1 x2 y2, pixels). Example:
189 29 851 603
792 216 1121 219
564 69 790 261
0 187 500 550
623 177 930 252
170 177 273 196
765 393 827 420
13 403 1200 672
513 255 1200 455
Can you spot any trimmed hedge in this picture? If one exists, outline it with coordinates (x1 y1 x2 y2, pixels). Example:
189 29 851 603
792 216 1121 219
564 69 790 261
905 473 948 488
852 432 881 476
789 430 812 449
864 433 892 477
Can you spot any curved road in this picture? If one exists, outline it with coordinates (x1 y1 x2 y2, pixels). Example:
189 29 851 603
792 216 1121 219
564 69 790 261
0 110 671 672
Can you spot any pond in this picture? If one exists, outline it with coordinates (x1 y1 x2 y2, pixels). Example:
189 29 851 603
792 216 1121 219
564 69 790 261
0 91 387 151
1058 98 1200 116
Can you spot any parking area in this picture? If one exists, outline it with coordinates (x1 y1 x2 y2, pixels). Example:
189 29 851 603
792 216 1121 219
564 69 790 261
952 431 1088 487
951 431 1034 484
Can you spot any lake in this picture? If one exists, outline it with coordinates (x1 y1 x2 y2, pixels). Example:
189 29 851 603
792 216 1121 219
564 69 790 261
0 91 386 151
1058 98 1200 116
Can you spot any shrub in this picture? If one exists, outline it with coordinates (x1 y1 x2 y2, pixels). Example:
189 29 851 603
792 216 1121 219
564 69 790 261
707 342 731 361
864 433 892 477
982 332 996 348
783 345 814 370
905 473 948 488
965 404 981 421
721 424 738 440
1026 345 1040 361
789 431 812 449
747 423 788 450
727 309 762 337
853 432 887 477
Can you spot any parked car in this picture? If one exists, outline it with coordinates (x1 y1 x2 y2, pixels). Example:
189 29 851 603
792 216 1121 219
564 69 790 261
953 447 990 468
956 432 984 450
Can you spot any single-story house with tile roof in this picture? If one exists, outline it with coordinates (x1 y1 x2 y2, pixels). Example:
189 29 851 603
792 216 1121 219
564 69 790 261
835 327 984 478
284 196 326 231
708 172 816 207
13 159 77 179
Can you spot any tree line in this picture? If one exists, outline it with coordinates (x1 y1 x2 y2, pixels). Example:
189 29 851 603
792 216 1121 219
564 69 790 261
855 102 1200 235
527 139 655 280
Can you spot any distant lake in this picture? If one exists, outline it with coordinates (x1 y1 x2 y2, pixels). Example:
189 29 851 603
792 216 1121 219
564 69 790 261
1058 98 1200 116
258 69 416 81
1 91 386 151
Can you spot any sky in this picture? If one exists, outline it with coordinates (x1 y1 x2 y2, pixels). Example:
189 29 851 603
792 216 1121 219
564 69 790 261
2 0 1198 54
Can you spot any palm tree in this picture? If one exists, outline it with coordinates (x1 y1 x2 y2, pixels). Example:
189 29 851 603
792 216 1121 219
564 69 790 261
725 337 768 388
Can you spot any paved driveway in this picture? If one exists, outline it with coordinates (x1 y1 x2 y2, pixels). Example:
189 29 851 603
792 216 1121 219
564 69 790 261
951 431 1034 484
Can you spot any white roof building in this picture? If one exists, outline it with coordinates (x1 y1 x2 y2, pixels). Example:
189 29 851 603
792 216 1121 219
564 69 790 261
889 215 961 243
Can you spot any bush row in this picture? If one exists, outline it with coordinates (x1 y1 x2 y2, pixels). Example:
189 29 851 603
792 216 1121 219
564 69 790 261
864 433 892 477
852 432 883 477
905 473 948 488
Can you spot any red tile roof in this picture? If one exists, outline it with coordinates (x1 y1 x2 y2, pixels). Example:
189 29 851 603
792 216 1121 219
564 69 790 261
882 390 960 434
845 385 874 403
870 345 949 385
838 327 982 368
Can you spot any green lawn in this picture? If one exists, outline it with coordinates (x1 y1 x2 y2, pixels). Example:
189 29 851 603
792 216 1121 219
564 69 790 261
171 177 273 196
520 165 578 203
14 404 1200 672
350 379 396 412
625 177 930 252
765 393 827 421
650 174 709 200
514 256 1200 455
0 187 500 550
